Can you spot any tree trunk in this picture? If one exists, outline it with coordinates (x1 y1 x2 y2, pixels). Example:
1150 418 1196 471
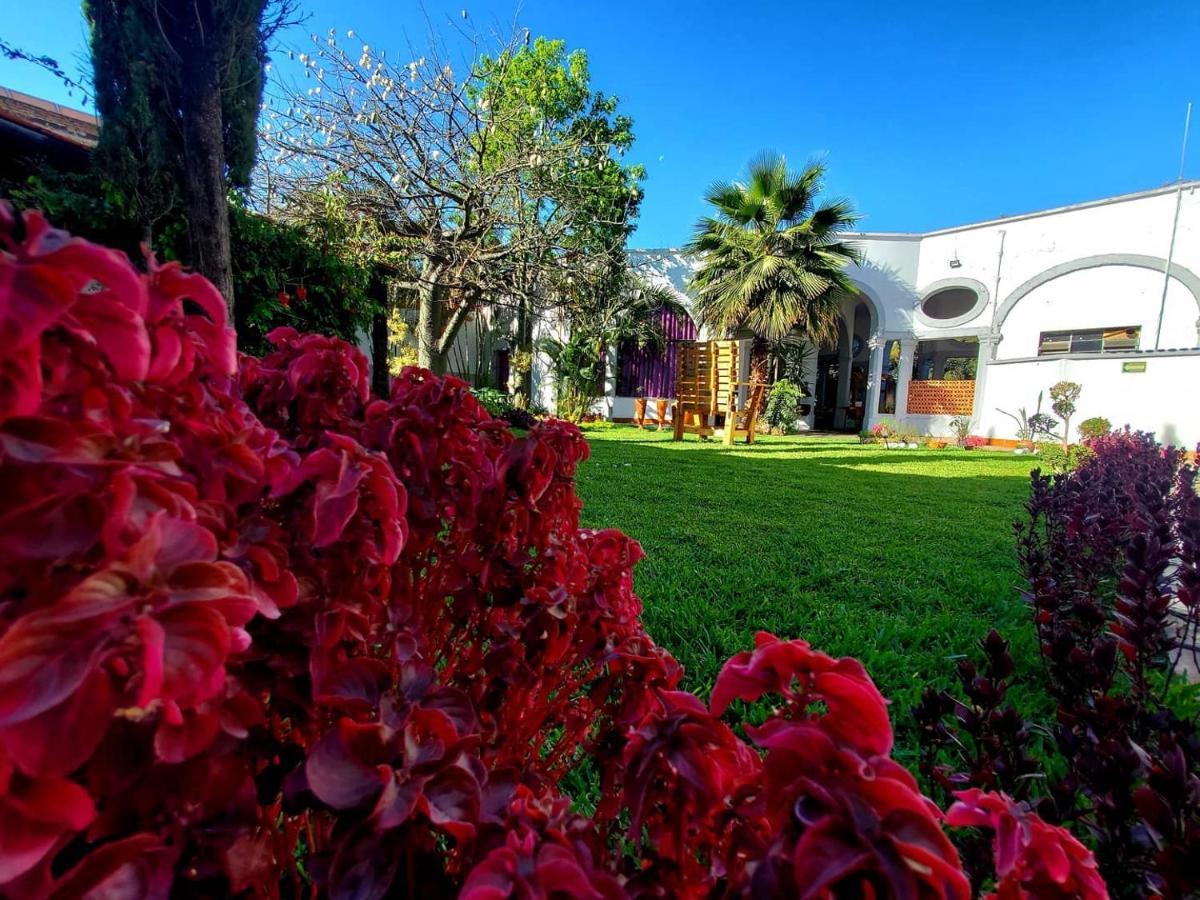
516 294 534 400
179 51 235 316
415 280 443 373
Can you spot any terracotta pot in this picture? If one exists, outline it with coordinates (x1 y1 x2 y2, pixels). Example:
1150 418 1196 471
634 398 647 428
655 398 668 430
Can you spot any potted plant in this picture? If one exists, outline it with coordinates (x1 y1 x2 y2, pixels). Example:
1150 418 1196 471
633 387 647 428
655 397 669 430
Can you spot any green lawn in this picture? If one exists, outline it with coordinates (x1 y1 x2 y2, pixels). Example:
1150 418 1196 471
574 426 1046 759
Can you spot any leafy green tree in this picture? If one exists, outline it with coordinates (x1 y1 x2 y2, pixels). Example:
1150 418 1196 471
474 37 643 399
268 30 639 374
686 154 861 345
84 0 293 317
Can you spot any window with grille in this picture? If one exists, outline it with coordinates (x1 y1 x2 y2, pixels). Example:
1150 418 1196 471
1037 326 1140 356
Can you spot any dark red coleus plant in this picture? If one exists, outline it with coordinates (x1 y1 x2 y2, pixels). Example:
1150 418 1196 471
0 205 1105 898
919 430 1198 899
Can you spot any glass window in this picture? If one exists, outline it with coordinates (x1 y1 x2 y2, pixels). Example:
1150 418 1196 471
921 288 980 321
1037 327 1140 356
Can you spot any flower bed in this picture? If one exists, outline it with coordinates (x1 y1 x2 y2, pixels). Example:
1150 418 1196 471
918 428 1200 896
0 208 1103 898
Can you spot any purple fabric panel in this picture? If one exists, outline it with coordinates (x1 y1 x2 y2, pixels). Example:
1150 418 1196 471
616 306 698 398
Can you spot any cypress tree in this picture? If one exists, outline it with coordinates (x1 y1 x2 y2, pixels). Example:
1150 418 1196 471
84 0 290 320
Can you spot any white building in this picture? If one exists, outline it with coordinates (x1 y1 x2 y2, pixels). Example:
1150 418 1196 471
594 181 1200 447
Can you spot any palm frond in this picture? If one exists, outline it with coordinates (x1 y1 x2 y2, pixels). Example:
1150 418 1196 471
685 152 860 342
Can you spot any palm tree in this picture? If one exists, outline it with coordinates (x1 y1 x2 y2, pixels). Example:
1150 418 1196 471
686 154 862 346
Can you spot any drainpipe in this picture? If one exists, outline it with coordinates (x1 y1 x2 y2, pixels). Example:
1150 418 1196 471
1154 102 1192 350
987 229 1007 349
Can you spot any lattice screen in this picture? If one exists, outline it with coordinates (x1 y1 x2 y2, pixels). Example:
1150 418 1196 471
906 380 975 415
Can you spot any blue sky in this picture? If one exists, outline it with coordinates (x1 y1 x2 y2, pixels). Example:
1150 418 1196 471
2 0 1198 247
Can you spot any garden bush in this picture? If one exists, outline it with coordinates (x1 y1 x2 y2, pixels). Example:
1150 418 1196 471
0 207 1104 898
1079 416 1113 440
762 378 804 433
948 415 972 446
917 428 1200 897
471 387 540 431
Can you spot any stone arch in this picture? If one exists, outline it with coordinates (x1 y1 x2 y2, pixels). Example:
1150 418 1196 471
847 282 882 339
995 254 1200 341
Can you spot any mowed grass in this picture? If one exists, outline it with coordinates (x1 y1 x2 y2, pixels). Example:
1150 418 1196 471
574 426 1047 760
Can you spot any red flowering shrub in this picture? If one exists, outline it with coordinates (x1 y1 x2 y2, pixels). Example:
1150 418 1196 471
947 790 1107 898
0 207 1104 898
919 429 1197 898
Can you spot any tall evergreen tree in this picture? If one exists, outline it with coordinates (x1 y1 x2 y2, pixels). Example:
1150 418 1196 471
84 0 292 320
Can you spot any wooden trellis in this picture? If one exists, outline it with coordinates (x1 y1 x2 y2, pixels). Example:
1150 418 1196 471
672 340 766 444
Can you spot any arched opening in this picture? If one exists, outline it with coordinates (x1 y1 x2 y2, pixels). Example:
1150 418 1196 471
813 298 874 430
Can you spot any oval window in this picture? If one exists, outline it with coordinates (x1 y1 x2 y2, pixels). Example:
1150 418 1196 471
921 287 979 321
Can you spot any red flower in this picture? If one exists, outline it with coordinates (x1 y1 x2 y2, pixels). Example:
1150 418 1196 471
711 630 894 757
295 285 307 302
946 789 1108 898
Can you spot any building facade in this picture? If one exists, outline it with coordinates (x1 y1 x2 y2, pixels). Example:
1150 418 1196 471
597 182 1200 447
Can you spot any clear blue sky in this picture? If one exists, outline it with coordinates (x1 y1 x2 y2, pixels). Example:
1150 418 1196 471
3 0 1198 247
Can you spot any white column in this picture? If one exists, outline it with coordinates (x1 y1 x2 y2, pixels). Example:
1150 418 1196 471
834 318 853 428
895 339 917 420
970 333 1001 427
603 342 618 420
863 335 885 429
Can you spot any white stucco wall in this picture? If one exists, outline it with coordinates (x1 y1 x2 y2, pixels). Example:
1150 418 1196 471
911 185 1200 337
605 181 1200 444
996 266 1197 360
977 352 1200 448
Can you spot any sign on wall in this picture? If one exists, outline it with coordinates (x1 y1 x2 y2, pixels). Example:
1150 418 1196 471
1122 361 1148 373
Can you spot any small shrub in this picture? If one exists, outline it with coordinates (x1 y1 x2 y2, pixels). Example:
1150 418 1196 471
917 428 1200 897
859 428 877 444
500 405 538 430
962 435 988 450
1037 441 1094 474
471 385 508 416
871 419 896 447
1078 416 1112 440
763 378 805 433
999 391 1058 446
948 416 972 445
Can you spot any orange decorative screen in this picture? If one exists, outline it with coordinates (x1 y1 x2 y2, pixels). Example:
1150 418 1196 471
906 380 975 415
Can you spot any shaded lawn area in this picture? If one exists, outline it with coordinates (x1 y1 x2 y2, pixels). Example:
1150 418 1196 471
574 426 1047 761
